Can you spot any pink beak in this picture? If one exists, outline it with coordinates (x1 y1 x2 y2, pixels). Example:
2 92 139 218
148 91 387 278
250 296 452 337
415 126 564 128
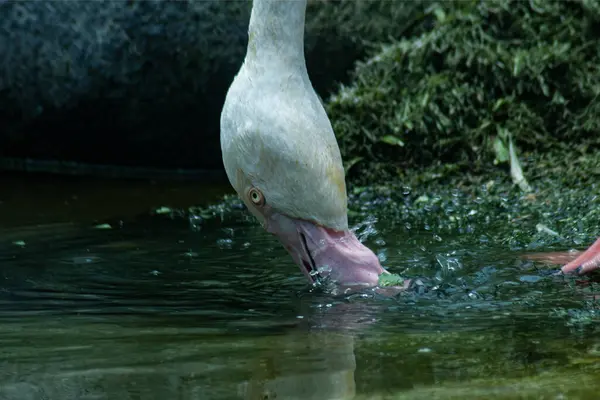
264 212 387 287
523 237 600 275
561 237 600 275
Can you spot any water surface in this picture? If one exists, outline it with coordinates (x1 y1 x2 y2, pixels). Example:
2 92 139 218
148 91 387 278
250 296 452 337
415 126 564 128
1 173 599 399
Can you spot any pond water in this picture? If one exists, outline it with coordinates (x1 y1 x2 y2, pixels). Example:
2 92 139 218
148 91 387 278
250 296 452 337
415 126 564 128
1 172 599 399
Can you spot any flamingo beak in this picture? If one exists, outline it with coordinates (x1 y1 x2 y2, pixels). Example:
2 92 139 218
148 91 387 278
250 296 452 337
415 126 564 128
264 212 388 287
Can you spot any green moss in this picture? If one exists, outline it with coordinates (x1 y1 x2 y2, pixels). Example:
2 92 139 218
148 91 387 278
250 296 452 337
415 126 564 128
326 0 600 184
378 273 405 287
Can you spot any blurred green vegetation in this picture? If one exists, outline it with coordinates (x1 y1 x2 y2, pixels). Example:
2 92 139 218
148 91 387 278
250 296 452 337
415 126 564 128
326 0 600 184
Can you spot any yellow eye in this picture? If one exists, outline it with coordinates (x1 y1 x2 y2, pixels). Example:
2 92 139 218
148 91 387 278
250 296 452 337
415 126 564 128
248 187 265 206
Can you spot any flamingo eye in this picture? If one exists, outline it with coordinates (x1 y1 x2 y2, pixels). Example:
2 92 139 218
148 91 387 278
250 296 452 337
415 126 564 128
248 187 265 206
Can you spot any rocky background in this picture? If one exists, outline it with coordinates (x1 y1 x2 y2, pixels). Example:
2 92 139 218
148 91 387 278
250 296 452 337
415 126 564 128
0 0 426 173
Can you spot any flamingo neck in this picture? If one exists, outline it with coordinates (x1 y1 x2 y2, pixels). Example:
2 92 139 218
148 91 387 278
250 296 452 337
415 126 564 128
245 0 308 73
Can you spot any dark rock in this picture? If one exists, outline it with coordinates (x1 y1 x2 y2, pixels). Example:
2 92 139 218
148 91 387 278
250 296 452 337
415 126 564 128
0 0 425 172
0 0 251 170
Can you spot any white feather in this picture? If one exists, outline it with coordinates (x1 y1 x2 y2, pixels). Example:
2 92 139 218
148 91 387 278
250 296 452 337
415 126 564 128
220 0 348 231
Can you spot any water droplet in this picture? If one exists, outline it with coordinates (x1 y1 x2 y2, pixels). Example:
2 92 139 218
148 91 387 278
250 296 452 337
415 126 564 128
189 215 203 232
216 238 233 249
519 275 542 283
436 254 463 275
94 223 112 230
221 228 235 237
68 256 103 265
317 264 332 274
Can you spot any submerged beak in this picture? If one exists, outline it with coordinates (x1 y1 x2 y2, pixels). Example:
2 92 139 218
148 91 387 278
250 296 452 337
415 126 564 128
264 212 387 287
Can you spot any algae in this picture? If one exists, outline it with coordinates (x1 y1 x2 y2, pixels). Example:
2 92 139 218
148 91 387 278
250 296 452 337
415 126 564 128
325 0 600 184
378 273 405 287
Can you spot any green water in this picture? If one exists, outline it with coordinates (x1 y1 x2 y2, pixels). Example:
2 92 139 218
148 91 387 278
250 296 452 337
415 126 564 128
1 173 599 399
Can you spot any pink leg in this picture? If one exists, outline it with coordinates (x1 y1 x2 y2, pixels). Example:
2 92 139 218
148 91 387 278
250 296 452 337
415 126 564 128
561 238 600 275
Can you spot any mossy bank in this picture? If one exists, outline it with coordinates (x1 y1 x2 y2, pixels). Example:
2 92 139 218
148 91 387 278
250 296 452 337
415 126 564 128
326 0 600 184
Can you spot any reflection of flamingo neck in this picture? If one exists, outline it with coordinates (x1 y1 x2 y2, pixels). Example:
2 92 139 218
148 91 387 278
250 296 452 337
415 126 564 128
240 331 356 400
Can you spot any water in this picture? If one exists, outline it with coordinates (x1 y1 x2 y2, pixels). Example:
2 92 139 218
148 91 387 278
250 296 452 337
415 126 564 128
1 173 600 399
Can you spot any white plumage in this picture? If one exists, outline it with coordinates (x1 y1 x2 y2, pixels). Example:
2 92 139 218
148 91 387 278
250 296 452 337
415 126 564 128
220 0 348 231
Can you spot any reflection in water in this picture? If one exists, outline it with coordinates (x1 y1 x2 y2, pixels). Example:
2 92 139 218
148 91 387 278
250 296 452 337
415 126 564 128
0 171 232 228
0 213 362 399
0 316 357 400
1 178 600 398
239 332 356 400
